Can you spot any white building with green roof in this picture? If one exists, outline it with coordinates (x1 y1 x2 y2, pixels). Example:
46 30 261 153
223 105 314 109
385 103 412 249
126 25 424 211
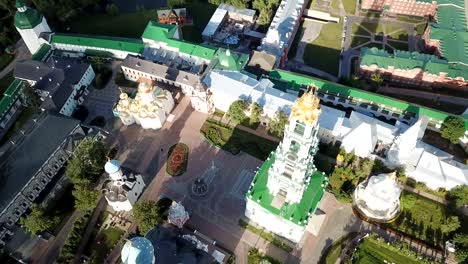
245 89 327 243
14 0 51 54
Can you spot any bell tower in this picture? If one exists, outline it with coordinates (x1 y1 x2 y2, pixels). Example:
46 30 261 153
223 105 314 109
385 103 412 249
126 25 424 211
14 0 51 54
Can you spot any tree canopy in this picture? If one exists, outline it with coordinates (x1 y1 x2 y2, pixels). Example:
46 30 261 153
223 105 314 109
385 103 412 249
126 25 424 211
249 102 263 125
65 137 107 185
72 184 100 211
133 201 163 234
20 205 58 235
447 185 468 210
441 116 465 144
267 111 288 138
454 233 468 263
227 99 248 123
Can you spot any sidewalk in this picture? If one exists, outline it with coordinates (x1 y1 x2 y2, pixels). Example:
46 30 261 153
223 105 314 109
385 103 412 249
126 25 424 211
71 197 107 264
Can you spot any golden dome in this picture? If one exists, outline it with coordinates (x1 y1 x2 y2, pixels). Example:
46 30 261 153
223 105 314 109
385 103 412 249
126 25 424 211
138 82 152 94
291 86 321 125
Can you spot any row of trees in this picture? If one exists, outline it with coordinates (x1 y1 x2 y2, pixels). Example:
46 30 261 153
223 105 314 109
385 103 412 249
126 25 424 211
207 0 280 25
20 138 105 235
226 99 288 137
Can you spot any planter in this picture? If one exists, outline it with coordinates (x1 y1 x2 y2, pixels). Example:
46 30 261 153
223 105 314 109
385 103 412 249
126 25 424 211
166 143 189 176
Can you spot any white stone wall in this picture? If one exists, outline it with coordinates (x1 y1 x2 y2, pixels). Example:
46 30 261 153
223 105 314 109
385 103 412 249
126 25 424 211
245 199 305 243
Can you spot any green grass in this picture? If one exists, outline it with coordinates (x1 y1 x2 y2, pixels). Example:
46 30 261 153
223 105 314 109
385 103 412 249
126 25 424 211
181 25 203 43
331 0 340 10
343 0 357 14
360 22 384 34
388 191 452 247
303 21 343 76
248 248 281 264
239 219 293 252
352 237 422 264
351 24 370 36
387 31 408 41
319 232 359 264
0 53 13 71
350 36 370 48
89 227 125 263
67 10 159 38
201 119 278 160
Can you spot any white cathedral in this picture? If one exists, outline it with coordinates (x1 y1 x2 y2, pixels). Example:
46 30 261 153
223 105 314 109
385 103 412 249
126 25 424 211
114 79 174 130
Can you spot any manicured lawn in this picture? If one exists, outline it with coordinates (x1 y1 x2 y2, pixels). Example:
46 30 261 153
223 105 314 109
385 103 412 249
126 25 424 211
239 219 293 252
200 119 278 160
89 227 125 263
181 25 203 43
343 0 357 14
350 36 370 48
303 21 343 76
360 22 384 34
351 24 370 36
67 10 159 38
248 249 281 264
320 232 359 264
0 53 13 71
388 191 452 247
387 31 408 41
352 237 422 264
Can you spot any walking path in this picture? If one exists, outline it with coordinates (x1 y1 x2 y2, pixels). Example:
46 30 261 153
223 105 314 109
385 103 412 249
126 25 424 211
0 40 30 80
71 197 108 264
29 210 84 264
293 21 323 64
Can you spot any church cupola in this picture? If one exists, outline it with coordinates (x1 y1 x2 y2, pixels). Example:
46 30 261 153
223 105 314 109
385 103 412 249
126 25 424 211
14 0 51 54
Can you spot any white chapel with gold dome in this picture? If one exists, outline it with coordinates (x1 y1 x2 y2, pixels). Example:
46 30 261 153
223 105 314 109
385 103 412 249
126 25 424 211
114 79 174 130
245 86 328 243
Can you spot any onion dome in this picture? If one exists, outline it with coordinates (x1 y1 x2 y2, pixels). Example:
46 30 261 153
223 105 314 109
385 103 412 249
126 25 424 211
14 0 43 30
121 237 155 264
291 85 321 125
105 159 121 174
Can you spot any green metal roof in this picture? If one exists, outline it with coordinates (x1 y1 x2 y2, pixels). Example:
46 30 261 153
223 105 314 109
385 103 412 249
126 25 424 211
429 1 468 65
269 70 468 129
212 48 249 71
247 152 326 226
31 44 51 61
0 79 23 119
141 21 217 60
50 34 144 54
14 7 42 29
360 47 468 79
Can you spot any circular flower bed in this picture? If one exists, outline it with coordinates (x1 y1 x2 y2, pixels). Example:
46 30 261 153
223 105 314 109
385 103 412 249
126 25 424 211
166 143 189 176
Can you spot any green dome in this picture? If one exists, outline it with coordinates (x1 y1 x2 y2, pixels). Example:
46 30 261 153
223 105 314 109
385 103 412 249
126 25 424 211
15 7 42 30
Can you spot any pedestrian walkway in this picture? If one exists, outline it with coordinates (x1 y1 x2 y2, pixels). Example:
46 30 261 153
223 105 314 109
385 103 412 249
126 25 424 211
71 197 107 264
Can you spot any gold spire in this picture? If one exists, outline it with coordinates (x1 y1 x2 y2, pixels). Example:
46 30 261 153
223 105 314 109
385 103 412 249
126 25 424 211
291 85 321 125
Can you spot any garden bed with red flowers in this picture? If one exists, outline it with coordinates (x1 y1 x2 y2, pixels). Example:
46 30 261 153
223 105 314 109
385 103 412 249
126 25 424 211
166 143 189 176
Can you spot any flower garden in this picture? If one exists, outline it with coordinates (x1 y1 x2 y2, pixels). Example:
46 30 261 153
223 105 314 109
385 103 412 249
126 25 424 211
166 143 189 176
